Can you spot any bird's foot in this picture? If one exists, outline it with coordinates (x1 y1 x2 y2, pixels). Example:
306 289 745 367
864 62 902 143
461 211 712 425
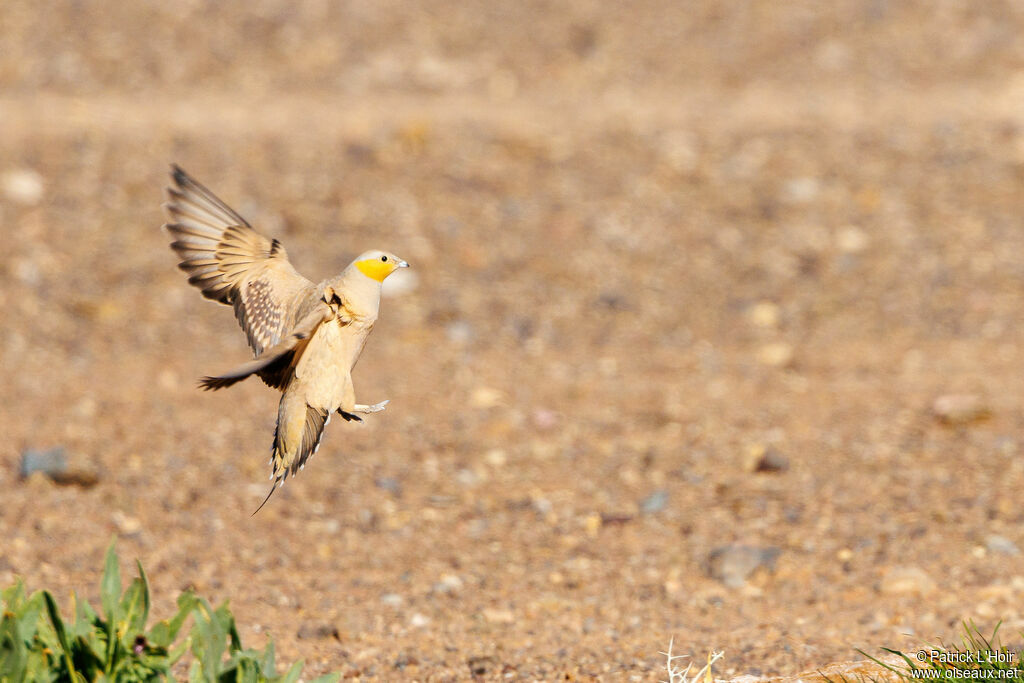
339 400 389 422
354 399 389 414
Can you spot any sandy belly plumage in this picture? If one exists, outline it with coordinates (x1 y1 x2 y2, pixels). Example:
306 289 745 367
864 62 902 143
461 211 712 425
294 320 354 411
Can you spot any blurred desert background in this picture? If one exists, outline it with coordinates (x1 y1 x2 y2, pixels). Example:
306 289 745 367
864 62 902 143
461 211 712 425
3 1 1024 680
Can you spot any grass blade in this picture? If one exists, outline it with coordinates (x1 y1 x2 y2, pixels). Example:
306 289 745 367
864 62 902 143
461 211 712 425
42 591 80 682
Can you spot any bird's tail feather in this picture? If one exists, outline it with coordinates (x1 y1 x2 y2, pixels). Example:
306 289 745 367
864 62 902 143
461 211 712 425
251 481 279 516
252 404 329 514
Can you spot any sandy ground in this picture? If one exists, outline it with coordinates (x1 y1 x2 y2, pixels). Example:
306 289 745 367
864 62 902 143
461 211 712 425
3 1 1024 680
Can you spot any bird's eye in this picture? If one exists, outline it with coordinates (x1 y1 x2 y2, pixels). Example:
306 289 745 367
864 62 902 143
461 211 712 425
381 255 388 262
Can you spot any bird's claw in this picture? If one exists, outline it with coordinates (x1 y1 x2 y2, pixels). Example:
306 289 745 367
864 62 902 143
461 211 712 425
362 399 389 413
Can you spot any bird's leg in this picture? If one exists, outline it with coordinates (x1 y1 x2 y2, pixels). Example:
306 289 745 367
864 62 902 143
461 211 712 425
353 399 389 414
337 401 388 422
337 400 390 421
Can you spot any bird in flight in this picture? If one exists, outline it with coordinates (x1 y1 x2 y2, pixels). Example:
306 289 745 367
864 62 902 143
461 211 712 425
162 165 408 513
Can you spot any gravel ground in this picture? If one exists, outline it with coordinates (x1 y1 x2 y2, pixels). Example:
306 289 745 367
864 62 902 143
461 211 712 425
3 2 1024 680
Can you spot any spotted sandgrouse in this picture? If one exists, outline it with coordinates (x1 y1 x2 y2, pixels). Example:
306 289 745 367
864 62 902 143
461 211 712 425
162 165 408 512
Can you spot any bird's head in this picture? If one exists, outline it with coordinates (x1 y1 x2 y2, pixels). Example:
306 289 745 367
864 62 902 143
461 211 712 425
352 250 409 282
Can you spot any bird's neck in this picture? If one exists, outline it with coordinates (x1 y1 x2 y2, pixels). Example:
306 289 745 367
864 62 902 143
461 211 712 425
330 269 382 321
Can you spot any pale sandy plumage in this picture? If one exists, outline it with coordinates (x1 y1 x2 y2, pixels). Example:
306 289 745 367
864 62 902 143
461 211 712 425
162 165 408 513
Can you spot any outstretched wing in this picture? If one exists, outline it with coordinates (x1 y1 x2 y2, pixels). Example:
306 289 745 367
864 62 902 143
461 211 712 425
163 165 315 356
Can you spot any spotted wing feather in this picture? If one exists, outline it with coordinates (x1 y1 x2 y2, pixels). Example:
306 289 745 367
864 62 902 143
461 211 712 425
163 165 314 356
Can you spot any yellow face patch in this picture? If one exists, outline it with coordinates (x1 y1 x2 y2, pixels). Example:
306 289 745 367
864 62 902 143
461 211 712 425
355 257 395 282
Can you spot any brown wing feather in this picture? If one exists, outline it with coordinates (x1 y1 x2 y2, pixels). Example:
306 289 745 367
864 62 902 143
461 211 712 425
163 165 314 356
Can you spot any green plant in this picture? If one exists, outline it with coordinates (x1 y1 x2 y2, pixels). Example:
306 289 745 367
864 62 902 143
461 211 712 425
0 542 340 683
184 597 320 683
825 622 1024 683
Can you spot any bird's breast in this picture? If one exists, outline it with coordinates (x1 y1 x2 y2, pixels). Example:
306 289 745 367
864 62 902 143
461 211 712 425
294 321 355 409
343 319 374 370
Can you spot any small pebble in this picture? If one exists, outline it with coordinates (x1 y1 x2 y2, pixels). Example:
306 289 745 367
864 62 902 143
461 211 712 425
445 320 473 344
467 656 498 677
374 477 402 496
756 342 794 368
484 449 507 467
19 448 99 488
747 301 780 328
932 394 990 426
112 511 142 536
531 408 559 431
482 608 515 624
20 447 66 479
470 387 504 408
393 653 419 669
743 444 789 473
706 545 780 588
297 622 339 639
455 468 478 487
986 535 1019 556
433 574 464 594
782 176 819 203
380 593 404 607
879 566 936 595
1 168 44 205
836 226 869 254
639 490 668 514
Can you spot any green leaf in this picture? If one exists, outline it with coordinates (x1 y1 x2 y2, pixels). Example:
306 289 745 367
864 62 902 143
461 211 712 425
280 660 304 683
307 674 342 683
260 639 276 674
79 626 108 665
213 602 242 654
149 591 197 649
116 570 151 651
99 541 121 672
71 596 98 641
71 633 105 675
100 541 122 623
0 609 28 681
168 633 193 667
15 591 44 645
42 590 79 681
0 581 27 611
120 561 150 636
230 658 261 683
1 581 27 611
190 598 228 680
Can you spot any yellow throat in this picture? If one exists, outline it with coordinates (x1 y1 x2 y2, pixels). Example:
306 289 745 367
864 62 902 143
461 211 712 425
355 258 394 282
